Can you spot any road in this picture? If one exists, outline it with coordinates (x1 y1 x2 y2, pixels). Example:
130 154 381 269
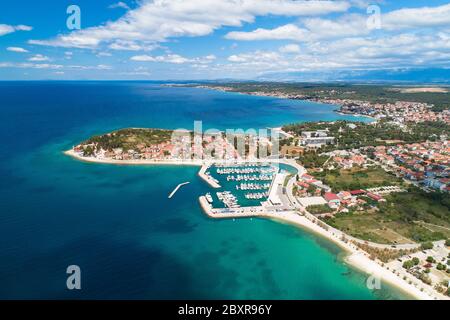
281 160 429 251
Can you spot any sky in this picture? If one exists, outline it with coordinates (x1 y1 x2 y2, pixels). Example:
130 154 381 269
0 0 449 80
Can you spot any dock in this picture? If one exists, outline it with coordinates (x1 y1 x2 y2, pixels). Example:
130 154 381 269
168 182 190 199
198 164 221 188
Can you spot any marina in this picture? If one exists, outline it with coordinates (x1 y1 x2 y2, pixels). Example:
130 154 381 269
203 163 281 209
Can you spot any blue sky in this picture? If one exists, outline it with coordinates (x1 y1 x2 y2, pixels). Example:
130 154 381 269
0 0 449 80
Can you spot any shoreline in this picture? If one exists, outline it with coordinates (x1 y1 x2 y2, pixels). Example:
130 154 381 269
192 85 377 122
65 148 447 300
199 196 445 300
64 149 204 166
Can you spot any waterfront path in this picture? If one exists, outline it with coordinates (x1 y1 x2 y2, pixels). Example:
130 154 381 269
199 196 447 300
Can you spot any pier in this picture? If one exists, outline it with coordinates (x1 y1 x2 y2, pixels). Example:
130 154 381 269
198 164 221 188
168 182 190 199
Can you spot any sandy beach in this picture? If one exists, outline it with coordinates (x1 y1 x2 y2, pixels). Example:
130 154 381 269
64 149 204 166
199 196 447 300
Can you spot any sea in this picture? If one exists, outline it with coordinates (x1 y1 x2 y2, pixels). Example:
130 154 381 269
0 81 410 299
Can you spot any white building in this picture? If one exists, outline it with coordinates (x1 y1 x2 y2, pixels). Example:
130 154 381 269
300 130 335 148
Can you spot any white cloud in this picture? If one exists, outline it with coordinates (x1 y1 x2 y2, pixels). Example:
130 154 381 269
68 64 112 70
64 51 73 60
108 2 130 10
0 62 112 71
7 47 29 53
96 52 112 57
29 0 350 49
225 15 369 42
228 55 246 62
225 3 450 42
226 24 307 41
204 54 217 61
302 14 369 39
28 54 50 62
0 24 15 36
228 51 282 63
14 25 33 31
220 30 450 77
279 44 300 53
108 40 158 51
382 3 450 30
131 53 216 64
0 24 32 36
0 62 63 69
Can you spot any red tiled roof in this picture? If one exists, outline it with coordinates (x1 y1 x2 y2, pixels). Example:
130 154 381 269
366 192 382 201
350 190 366 195
324 192 339 201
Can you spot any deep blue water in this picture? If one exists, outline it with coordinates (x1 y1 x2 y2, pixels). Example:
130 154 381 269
0 82 408 299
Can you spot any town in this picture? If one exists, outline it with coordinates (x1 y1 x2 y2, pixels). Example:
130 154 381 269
68 84 450 299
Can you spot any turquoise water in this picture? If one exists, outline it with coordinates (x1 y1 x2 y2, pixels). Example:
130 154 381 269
0 82 409 299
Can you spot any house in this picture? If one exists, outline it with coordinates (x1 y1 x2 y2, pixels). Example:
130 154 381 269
350 189 366 196
300 130 335 148
337 191 352 200
324 192 340 209
296 181 310 189
281 145 305 157
366 192 385 202
424 178 446 190
297 196 327 208
301 173 315 181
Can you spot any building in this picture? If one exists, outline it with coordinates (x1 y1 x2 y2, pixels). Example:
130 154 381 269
366 192 385 202
350 189 366 196
324 192 340 209
300 130 335 148
297 196 327 208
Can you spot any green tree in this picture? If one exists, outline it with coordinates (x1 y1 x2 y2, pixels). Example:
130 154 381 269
421 242 434 250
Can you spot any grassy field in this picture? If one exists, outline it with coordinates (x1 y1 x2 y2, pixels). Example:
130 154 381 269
313 167 403 192
325 190 450 244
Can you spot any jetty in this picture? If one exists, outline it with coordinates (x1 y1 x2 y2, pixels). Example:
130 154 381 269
198 164 221 188
168 182 190 199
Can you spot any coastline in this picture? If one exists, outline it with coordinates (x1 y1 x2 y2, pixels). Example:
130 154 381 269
64 149 204 166
335 111 377 121
192 85 377 121
199 196 444 300
65 148 447 300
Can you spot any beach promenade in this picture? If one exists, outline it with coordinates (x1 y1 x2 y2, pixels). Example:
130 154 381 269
199 196 448 300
